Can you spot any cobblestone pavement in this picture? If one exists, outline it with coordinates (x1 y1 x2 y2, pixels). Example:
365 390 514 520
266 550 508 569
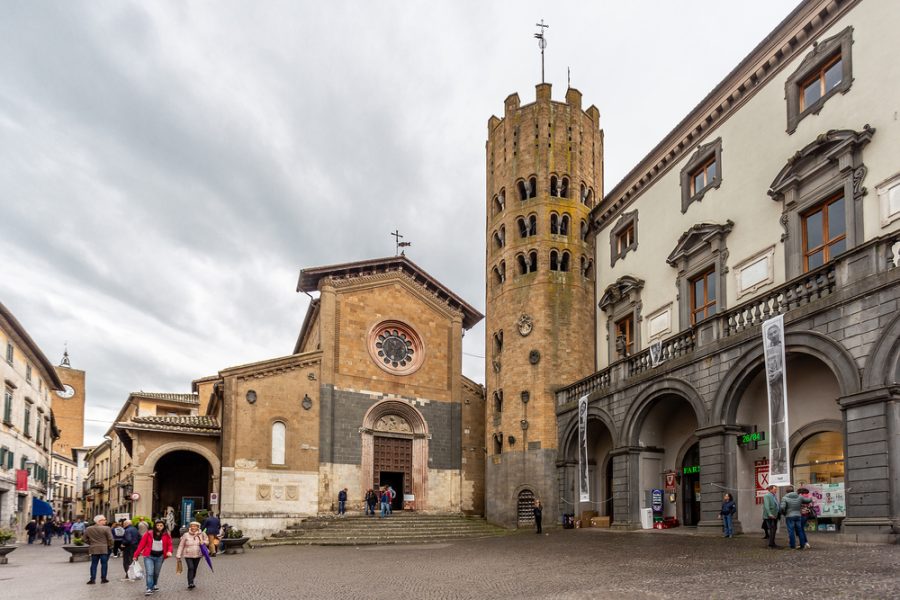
3 529 898 600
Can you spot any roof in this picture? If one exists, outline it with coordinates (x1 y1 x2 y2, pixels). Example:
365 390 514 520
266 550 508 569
296 256 484 329
116 415 220 436
0 301 64 390
293 297 320 355
130 392 199 405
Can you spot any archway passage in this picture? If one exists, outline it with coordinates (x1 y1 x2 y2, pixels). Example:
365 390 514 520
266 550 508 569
517 489 535 528
373 436 411 511
561 413 616 520
153 450 212 530
681 442 701 526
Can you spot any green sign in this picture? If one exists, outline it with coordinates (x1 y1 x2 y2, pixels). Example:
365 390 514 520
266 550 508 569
682 465 700 475
738 431 766 445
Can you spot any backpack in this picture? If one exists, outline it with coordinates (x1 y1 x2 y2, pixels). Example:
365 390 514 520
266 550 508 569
114 526 125 537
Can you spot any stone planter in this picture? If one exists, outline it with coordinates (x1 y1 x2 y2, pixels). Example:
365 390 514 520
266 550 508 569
218 537 249 555
62 544 91 563
0 545 16 565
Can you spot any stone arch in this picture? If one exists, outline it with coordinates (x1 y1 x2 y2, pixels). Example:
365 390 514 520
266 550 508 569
713 330 861 424
621 378 707 446
559 405 618 458
789 418 843 460
862 311 900 388
133 441 221 520
360 399 429 510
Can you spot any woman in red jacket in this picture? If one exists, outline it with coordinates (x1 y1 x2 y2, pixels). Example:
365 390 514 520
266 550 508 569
134 520 173 596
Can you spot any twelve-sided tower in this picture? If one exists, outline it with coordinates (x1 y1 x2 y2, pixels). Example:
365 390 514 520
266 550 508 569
485 83 602 526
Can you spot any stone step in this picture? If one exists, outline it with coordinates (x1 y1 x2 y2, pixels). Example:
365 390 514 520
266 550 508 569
271 526 500 538
254 531 509 547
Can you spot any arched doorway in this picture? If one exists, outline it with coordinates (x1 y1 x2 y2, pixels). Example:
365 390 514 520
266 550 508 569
631 393 701 525
516 489 535 528
560 412 616 521
680 442 701 526
153 450 212 530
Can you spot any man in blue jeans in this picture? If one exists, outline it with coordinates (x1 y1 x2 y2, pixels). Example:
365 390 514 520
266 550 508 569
84 515 114 584
338 488 348 517
780 485 812 549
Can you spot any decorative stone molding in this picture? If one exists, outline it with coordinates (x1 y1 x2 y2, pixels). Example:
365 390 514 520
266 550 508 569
667 221 733 330
785 26 854 134
680 138 723 214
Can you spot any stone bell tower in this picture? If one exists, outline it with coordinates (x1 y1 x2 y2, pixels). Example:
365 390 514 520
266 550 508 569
484 83 602 527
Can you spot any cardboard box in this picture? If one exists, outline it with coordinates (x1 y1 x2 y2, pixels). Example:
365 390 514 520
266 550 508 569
580 510 598 522
590 516 611 528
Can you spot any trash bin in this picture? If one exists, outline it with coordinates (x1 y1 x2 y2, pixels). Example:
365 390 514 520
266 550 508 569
640 508 654 529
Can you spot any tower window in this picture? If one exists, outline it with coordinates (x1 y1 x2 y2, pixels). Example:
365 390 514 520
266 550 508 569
550 213 559 235
517 254 528 275
551 175 569 198
580 220 589 241
493 432 503 455
549 250 570 272
528 251 538 273
581 256 594 279
492 190 506 215
492 226 506 251
559 214 569 236
493 331 503 355
581 184 594 207
493 390 503 414
518 215 537 238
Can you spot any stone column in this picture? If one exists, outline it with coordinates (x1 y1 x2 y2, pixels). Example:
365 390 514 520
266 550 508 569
609 446 640 529
695 424 743 535
839 388 898 543
132 472 154 518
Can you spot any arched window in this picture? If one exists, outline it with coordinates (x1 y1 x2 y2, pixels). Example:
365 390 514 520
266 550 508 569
550 175 560 197
550 250 570 272
271 421 286 465
517 254 528 275
559 176 569 198
580 219 589 241
498 260 506 283
493 189 505 215
492 330 503 355
560 214 570 236
518 216 536 238
492 266 503 286
528 215 537 236
793 430 844 485
550 250 560 271
517 217 528 238
582 186 594 208
550 212 560 235
517 180 529 201
528 250 538 273
560 251 570 272
493 432 503 455
528 176 537 198
492 226 505 250
581 256 594 279
493 390 503 414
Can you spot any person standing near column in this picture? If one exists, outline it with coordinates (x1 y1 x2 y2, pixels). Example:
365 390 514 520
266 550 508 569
175 521 208 590
84 515 114 584
762 485 781 549
134 519 173 596
337 488 347 517
718 493 736 538
533 499 543 534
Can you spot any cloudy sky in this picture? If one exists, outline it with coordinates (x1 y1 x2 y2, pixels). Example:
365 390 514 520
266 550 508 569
0 1 793 444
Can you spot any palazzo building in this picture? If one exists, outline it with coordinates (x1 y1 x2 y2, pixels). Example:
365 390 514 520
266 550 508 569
549 0 899 542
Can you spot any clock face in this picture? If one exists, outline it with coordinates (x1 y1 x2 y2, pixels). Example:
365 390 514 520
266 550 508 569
56 384 75 399
367 321 424 375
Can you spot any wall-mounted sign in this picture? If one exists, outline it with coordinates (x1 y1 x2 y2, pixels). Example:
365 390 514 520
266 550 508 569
682 465 700 475
754 458 769 505
664 471 677 492
651 489 663 513
209 492 218 505
738 431 766 445
130 492 141 501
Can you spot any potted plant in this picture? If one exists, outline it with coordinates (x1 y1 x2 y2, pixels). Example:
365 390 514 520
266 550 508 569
218 526 250 554
62 535 90 563
0 528 16 564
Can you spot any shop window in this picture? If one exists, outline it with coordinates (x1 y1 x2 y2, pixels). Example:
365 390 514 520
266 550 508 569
271 421 286 465
609 210 638 267
690 268 717 324
802 193 846 271
680 138 722 213
792 431 844 485
614 314 634 358
785 27 853 134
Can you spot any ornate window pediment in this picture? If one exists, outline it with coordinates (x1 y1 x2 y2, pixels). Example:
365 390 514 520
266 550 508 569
599 276 644 313
668 222 732 331
667 221 734 268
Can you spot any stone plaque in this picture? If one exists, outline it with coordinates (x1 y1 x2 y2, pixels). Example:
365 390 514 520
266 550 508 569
257 485 271 500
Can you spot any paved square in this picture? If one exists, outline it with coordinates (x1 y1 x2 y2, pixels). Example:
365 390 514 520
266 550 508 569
3 530 897 599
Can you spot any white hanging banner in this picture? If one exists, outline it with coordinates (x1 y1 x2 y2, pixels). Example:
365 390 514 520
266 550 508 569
578 395 590 503
762 315 790 486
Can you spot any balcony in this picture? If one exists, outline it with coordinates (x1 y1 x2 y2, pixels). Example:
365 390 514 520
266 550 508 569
557 232 900 406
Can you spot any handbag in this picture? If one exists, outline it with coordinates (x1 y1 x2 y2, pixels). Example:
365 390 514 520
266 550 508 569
176 559 183 574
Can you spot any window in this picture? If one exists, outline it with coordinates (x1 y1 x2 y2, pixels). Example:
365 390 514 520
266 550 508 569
271 421 286 465
614 315 634 358
527 251 537 273
559 214 569 236
492 264 505 287
493 390 503 414
517 215 537 238
493 432 503 455
24 403 31 437
580 256 594 279
517 177 537 200
2 387 11 424
785 27 853 134
6 451 13 470
5 342 12 365
492 226 505 251
492 189 506 215
0 447 6 469
551 175 569 198
36 417 41 444
690 268 717 324
549 250 570 272
609 210 638 267
550 213 559 235
580 219 589 242
581 183 594 208
492 331 503 355
792 430 844 485
25 364 32 383
680 138 722 212
802 194 846 271
550 212 569 236
877 173 900 227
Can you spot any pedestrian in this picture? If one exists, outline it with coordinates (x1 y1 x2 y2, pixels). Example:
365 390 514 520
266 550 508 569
718 493 736 538
120 519 141 581
762 484 781 549
134 519 173 596
780 485 812 550
111 519 125 557
533 499 543 534
85 515 114 584
380 488 390 518
42 518 55 546
365 489 376 516
387 485 396 514
798 487 814 539
200 511 221 557
175 521 209 590
338 487 348 516
25 518 37 544
137 518 149 537
71 516 86 541
63 519 73 544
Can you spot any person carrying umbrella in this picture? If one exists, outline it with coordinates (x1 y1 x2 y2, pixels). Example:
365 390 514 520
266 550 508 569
175 521 209 590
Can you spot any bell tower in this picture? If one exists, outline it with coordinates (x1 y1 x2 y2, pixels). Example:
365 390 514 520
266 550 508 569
484 83 602 526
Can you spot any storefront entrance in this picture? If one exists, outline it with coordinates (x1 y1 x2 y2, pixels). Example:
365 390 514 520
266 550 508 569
681 443 701 526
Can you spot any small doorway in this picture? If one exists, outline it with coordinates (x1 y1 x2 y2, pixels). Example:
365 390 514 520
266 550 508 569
516 489 535 528
379 471 404 511
681 442 701 526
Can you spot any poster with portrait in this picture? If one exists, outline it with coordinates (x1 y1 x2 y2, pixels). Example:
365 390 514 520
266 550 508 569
578 395 590 503
762 315 790 486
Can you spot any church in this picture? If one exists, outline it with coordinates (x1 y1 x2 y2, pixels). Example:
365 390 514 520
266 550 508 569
112 256 485 538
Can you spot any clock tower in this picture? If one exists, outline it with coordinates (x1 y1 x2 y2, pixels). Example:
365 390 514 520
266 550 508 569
53 350 86 456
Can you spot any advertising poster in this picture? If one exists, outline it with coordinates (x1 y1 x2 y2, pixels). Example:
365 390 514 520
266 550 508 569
807 483 846 518
578 395 590 503
762 315 790 486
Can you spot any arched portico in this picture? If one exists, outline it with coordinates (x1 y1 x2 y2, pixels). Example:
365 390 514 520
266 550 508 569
133 441 221 521
862 311 900 388
559 407 617 520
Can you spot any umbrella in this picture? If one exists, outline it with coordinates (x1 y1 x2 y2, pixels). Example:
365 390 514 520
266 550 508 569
200 539 213 572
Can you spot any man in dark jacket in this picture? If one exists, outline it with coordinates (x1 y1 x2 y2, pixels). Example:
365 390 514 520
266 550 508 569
25 519 37 544
201 512 221 557
41 518 55 545
781 485 813 550
338 488 348 517
120 519 140 580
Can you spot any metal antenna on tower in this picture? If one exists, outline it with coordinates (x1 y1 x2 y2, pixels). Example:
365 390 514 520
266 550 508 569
534 19 549 84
